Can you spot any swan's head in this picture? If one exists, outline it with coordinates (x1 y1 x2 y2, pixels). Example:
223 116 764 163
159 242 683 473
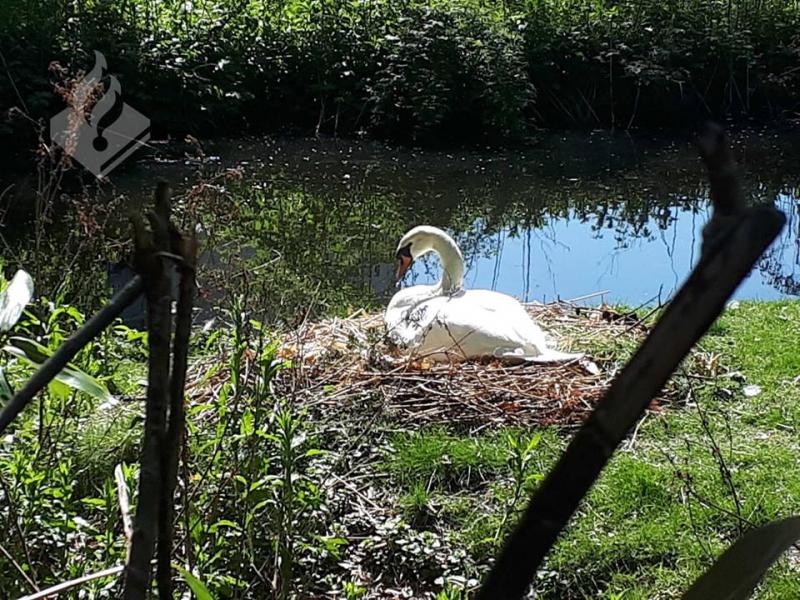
394 225 462 285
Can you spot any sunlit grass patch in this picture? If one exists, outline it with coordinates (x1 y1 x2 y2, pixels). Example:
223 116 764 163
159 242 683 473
386 428 557 491
387 428 511 490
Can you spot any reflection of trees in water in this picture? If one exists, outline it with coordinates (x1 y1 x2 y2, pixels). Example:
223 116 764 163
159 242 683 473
757 193 800 295
211 137 800 315
436 176 800 301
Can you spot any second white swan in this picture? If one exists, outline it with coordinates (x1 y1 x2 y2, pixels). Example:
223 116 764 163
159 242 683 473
384 225 582 363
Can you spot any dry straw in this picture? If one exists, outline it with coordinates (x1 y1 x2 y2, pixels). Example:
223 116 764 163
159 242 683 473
265 301 709 429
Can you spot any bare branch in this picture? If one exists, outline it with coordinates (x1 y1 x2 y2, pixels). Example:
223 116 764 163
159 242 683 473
19 565 124 600
124 183 174 599
477 128 785 600
157 223 197 598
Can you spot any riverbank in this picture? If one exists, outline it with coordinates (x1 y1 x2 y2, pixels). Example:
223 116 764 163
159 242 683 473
1 298 798 597
5 128 800 325
2 0 799 164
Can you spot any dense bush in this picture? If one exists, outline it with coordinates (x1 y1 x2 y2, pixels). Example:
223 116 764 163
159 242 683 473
1 0 799 158
368 7 533 143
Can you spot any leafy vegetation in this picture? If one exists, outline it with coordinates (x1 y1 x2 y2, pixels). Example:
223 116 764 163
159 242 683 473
1 287 799 597
2 0 800 162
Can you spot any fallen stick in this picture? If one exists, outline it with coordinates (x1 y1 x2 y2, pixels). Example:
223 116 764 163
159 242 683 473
18 565 125 600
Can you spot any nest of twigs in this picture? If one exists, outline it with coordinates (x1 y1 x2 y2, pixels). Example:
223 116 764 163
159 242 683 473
273 302 676 428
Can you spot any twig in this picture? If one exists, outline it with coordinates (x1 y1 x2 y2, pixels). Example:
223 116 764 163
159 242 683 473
0 474 39 588
560 290 610 305
0 540 38 593
688 376 745 534
18 565 125 600
0 276 144 434
115 464 134 551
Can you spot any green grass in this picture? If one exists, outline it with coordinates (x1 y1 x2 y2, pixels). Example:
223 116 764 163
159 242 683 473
3 299 799 597
388 428 530 489
384 300 800 598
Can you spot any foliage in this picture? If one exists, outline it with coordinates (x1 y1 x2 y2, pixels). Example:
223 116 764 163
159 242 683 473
368 6 533 143
5 336 113 403
1 278 800 598
2 0 800 159
175 564 216 600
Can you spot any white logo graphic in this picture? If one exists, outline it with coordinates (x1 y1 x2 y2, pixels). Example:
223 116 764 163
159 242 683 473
50 51 150 178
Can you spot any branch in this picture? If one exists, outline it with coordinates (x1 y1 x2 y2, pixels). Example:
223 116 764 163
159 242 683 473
115 464 134 553
0 275 143 434
18 566 124 600
124 182 174 599
157 223 197 598
696 122 747 253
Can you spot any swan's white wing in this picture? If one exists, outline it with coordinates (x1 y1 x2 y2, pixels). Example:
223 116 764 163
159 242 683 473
385 284 436 325
454 291 583 362
0 270 33 331
385 289 545 359
425 290 548 358
385 284 442 348
385 287 582 363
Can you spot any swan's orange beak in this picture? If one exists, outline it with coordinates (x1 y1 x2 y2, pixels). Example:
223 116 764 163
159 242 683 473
395 254 413 282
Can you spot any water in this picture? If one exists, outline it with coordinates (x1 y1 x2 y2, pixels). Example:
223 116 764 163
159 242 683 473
97 129 800 315
424 199 798 305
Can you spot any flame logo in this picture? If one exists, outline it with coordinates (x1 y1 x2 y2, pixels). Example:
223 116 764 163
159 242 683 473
50 50 150 177
70 50 106 115
69 51 126 153
90 75 124 152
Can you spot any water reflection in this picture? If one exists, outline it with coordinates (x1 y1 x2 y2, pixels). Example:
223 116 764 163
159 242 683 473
404 194 798 304
195 131 798 310
68 130 800 318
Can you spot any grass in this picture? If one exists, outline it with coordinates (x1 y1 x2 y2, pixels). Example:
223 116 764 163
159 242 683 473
2 297 800 598
381 300 800 598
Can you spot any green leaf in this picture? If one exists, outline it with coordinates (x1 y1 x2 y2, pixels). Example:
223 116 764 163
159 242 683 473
4 336 114 404
682 517 800 600
240 409 254 436
174 564 215 600
0 366 13 405
48 379 70 401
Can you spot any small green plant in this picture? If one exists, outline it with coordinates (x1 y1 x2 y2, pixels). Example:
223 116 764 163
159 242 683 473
436 583 467 600
495 432 543 541
343 580 367 599
400 481 434 527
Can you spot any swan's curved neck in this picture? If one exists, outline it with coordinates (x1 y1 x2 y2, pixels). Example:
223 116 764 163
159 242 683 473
430 234 464 294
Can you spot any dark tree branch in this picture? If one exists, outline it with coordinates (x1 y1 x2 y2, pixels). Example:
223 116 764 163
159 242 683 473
477 126 785 600
124 182 174 599
156 223 197 598
697 122 748 253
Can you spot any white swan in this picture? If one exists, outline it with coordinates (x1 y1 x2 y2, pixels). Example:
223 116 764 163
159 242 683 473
384 226 582 363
